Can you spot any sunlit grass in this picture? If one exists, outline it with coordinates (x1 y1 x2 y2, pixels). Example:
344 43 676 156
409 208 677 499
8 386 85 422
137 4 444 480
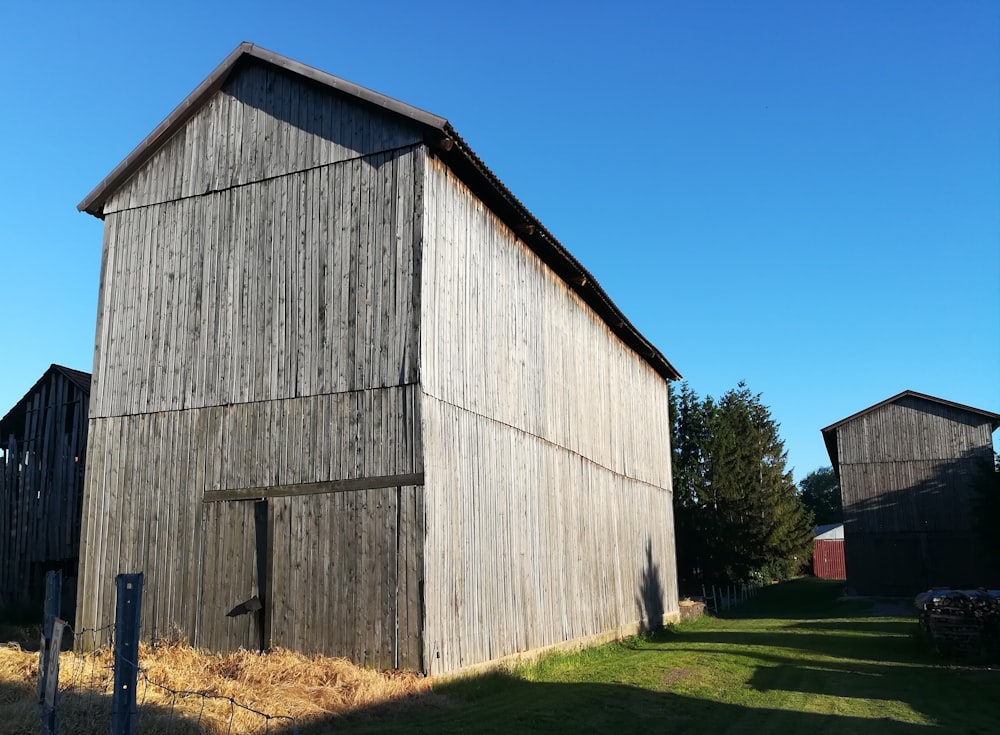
4 580 998 734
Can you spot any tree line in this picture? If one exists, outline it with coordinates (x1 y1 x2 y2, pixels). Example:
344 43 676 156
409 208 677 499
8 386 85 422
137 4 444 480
669 380 815 591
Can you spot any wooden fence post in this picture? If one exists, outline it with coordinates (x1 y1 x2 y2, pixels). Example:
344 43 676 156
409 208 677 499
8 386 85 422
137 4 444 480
111 573 144 735
37 570 62 735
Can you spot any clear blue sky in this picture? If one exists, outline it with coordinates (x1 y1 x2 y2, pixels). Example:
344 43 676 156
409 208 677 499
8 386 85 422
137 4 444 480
2 1 997 479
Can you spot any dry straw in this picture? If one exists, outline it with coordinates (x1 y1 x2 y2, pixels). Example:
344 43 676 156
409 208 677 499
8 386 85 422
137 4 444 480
0 641 436 734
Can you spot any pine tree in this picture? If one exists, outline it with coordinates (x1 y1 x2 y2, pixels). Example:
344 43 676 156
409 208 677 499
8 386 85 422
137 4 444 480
669 382 714 586
670 381 814 585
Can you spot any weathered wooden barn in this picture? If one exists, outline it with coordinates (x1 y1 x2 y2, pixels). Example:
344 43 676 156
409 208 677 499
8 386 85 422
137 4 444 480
0 364 90 618
76 43 681 674
822 391 1000 595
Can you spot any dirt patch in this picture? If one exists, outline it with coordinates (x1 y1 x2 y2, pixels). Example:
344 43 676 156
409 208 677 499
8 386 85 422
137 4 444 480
660 668 694 688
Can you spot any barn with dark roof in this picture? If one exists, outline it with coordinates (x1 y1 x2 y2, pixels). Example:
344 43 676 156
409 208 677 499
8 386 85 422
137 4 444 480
76 43 680 674
0 364 90 619
822 390 999 595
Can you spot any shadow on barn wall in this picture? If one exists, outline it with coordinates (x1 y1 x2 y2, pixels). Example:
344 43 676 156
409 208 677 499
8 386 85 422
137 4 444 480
842 447 1000 593
636 538 665 633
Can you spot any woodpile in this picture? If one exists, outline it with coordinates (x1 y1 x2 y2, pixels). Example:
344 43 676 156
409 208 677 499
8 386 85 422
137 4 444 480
918 589 1000 660
678 599 706 622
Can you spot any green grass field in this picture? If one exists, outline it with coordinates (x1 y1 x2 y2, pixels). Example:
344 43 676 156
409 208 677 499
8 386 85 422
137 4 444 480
323 579 999 734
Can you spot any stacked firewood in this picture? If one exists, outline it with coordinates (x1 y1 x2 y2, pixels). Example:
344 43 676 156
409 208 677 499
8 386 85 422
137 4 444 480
918 589 1000 660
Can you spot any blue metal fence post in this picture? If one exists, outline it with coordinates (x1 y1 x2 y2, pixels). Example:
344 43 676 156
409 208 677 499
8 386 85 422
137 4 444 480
111 573 144 735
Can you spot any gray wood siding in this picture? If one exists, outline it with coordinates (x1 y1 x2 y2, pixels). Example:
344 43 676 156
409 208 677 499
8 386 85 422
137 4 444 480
267 485 424 669
80 67 427 653
92 145 423 418
104 62 424 215
839 460 980 534
422 400 676 675
836 397 994 536
420 155 671 489
419 154 676 675
835 397 995 465
843 531 982 595
832 395 997 594
77 386 422 644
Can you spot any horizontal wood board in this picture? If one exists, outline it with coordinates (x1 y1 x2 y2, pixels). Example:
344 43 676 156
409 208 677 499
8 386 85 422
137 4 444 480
76 385 422 647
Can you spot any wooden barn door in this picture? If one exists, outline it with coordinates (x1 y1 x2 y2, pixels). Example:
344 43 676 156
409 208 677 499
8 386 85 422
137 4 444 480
198 500 265 651
264 485 424 670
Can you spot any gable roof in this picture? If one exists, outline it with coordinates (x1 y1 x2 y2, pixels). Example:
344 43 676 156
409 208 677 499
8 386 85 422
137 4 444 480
814 523 844 540
821 390 1000 470
78 42 681 383
0 364 92 438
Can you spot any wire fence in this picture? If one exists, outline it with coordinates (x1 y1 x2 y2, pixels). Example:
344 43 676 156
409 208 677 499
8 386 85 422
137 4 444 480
700 580 764 614
38 571 299 735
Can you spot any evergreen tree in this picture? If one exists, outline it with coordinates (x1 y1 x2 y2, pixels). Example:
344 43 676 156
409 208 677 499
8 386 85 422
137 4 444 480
670 381 813 586
799 467 842 525
668 382 714 587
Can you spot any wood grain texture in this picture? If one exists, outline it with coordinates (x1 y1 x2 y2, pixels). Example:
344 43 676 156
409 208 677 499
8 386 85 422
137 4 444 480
419 155 677 676
76 386 423 646
266 485 423 668
80 60 679 674
91 146 423 418
831 394 997 594
103 62 424 215
79 62 427 653
421 399 676 675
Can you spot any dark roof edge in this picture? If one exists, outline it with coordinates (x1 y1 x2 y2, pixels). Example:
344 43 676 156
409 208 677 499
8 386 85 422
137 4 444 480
77 43 680 383
438 124 681 381
821 389 1000 473
0 364 92 434
821 389 1000 435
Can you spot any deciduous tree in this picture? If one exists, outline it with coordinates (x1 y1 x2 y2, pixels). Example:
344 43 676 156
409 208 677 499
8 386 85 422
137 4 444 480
798 467 842 526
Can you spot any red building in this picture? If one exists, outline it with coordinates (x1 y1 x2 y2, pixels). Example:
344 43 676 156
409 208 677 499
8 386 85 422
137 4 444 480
813 524 846 580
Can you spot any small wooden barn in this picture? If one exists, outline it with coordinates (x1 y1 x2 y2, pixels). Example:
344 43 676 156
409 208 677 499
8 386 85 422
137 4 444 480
0 364 90 618
812 524 845 580
75 43 681 674
822 391 1000 595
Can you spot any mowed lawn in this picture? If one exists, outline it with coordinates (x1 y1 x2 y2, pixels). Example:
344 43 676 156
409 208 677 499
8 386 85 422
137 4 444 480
323 579 999 735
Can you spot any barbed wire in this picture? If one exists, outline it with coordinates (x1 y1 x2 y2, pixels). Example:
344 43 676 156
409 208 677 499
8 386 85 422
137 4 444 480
131 664 299 735
56 622 116 719
47 622 299 734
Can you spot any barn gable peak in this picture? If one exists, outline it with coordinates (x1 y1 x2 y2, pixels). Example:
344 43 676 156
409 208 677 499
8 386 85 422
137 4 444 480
821 389 1000 471
78 43 681 382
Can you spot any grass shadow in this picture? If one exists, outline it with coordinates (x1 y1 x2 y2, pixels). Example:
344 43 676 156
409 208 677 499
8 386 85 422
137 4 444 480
287 670 964 735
